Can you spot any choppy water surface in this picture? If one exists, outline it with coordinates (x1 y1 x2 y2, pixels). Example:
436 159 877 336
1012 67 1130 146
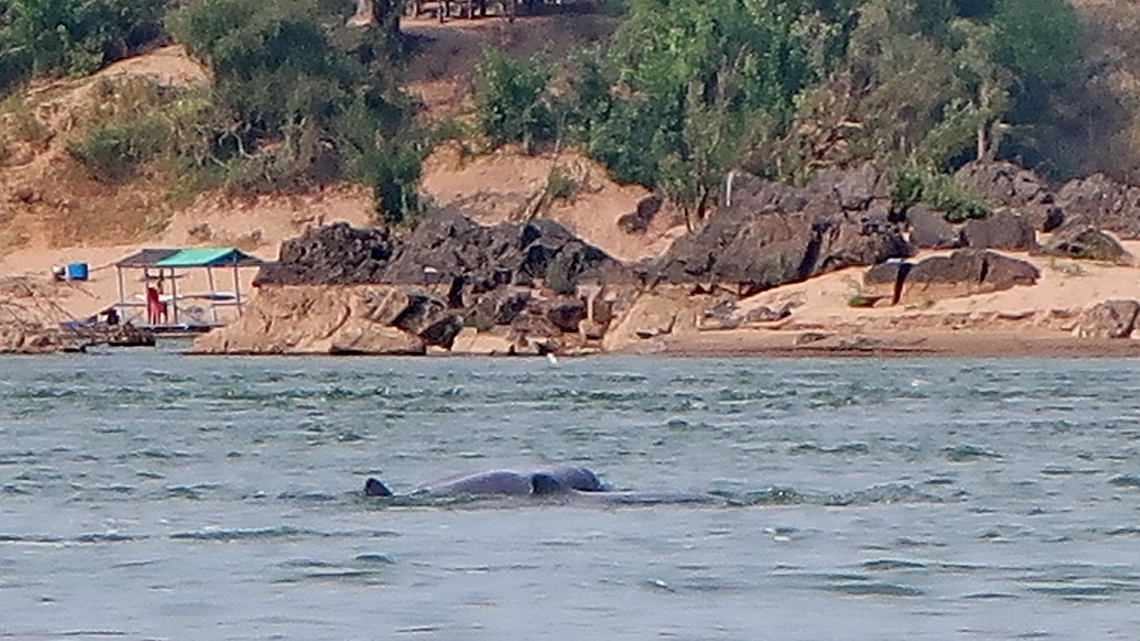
1 350 1138 640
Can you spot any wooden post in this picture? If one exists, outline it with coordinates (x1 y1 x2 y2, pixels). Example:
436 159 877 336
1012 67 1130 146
233 262 243 315
170 268 179 325
207 266 219 325
116 266 125 320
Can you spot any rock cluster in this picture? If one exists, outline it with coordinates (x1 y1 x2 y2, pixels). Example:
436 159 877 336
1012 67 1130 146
864 249 1040 305
192 283 611 356
645 162 911 292
905 162 1140 264
255 214 630 293
955 162 1063 232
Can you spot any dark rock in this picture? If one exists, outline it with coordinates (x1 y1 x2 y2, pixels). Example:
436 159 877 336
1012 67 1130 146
618 196 663 234
962 210 1037 250
835 162 883 211
420 315 464 349
724 172 808 214
468 289 532 330
1043 224 1132 264
256 213 629 291
543 298 587 333
255 222 395 286
392 293 448 337
1057 173 1140 239
646 169 911 290
1079 300 1140 339
907 204 962 249
955 161 1063 232
510 311 562 338
863 260 911 305
898 249 1039 304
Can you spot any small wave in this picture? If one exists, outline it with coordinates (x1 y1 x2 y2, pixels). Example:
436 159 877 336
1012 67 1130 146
820 581 925 597
719 482 936 507
787 442 870 456
861 559 927 571
169 526 399 541
73 532 148 543
1108 474 1140 489
944 445 1003 462
963 591 1019 600
0 533 64 543
1026 583 1121 598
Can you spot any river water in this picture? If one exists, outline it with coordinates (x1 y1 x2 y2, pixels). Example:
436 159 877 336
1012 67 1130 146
0 349 1138 640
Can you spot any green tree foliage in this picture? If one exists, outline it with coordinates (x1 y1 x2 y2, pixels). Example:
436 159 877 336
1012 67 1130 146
574 0 861 225
473 49 553 154
166 0 423 225
0 0 165 92
777 0 1081 176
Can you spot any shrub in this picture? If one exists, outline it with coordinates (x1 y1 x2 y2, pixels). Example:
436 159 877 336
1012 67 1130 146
473 49 553 154
67 118 167 183
545 166 577 201
893 167 990 223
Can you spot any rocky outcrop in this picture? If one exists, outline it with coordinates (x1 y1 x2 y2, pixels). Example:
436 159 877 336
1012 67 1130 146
193 282 615 356
255 214 630 292
907 203 962 249
864 249 1039 305
1078 300 1140 338
962 210 1038 251
956 162 1064 232
645 163 910 291
1056 173 1140 239
1042 224 1133 264
193 286 428 355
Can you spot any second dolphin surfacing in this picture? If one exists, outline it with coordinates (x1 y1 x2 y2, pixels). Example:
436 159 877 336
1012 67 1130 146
363 466 605 498
362 466 720 505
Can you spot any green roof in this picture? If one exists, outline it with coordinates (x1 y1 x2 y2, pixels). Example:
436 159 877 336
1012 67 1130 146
154 248 265 268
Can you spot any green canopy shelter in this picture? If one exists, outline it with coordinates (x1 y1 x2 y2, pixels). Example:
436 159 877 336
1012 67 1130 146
114 247 269 328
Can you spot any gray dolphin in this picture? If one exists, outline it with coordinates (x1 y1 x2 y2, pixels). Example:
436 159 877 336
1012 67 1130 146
362 466 719 505
363 466 603 498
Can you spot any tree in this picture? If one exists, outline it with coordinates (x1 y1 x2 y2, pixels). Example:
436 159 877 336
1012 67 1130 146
0 0 165 85
572 0 859 222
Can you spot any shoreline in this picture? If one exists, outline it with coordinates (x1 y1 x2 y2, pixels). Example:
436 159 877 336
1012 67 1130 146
163 329 1140 359
632 329 1140 359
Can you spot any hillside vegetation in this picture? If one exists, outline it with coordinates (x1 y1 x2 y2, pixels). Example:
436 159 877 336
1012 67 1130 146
2 0 1140 238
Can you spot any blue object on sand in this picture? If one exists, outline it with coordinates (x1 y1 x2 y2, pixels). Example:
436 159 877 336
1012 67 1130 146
66 263 88 281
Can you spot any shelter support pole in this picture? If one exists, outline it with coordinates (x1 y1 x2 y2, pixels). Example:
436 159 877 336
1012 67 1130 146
207 266 219 325
116 266 125 318
233 263 243 315
170 268 179 325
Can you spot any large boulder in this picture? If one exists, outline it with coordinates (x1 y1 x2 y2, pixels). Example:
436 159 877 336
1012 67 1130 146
192 285 428 355
1078 300 1140 339
865 249 1039 305
955 162 1064 232
645 165 910 291
962 210 1038 251
1057 173 1140 239
1042 224 1133 264
906 204 962 249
